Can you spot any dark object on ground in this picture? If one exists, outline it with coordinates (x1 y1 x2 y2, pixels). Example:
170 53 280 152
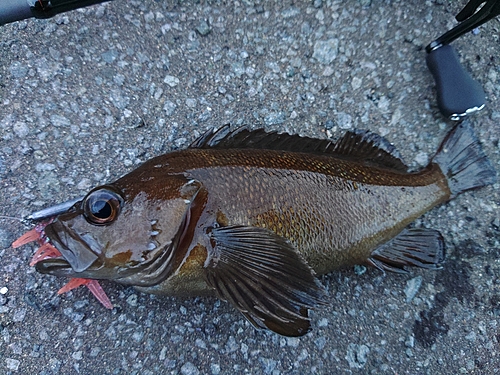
0 0 111 26
426 0 500 120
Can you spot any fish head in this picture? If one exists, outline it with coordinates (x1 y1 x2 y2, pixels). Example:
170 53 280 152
36 176 201 285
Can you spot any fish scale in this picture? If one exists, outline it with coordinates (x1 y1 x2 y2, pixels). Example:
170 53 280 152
186 154 448 274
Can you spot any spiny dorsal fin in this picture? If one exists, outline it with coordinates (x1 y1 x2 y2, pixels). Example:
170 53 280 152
190 125 336 153
333 129 408 172
190 126 407 172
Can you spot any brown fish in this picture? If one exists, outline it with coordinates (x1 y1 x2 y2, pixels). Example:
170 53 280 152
17 121 496 336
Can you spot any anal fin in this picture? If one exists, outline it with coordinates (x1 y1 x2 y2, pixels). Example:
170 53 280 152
367 228 445 273
203 225 327 337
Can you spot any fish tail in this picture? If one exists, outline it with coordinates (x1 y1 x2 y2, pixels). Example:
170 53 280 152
432 121 497 197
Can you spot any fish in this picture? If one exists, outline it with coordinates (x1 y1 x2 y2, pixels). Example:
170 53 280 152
13 121 497 336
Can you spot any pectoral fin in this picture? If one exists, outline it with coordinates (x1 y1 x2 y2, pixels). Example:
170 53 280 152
203 225 327 337
367 228 445 273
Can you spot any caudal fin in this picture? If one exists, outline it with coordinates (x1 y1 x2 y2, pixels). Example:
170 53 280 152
432 121 497 197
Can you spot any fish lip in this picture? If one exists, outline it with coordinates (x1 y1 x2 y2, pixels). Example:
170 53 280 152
35 257 75 276
38 220 100 275
36 219 175 284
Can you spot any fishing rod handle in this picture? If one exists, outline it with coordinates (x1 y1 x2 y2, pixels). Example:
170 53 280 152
426 44 485 120
0 0 111 26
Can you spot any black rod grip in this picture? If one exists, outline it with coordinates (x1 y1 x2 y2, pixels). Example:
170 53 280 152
0 0 111 26
426 44 485 120
0 0 34 25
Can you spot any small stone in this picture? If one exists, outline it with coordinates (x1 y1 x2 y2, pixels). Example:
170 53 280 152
318 318 329 327
126 294 138 307
9 62 28 78
164 75 180 87
324 119 334 130
414 151 428 166
259 357 277 374
163 101 177 116
101 49 118 63
405 276 422 303
13 121 29 138
351 76 363 90
337 112 353 129
225 336 239 353
314 336 327 350
195 338 207 349
13 308 27 323
5 358 20 371
50 114 71 127
196 20 211 36
345 343 370 368
35 163 56 172
465 331 476 342
264 112 286 126
405 335 415 348
312 39 339 64
0 287 7 295
186 98 197 108
72 351 83 360
180 362 200 375
210 363 221 375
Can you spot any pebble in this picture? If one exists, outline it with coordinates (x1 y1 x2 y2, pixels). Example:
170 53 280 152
414 151 429 166
101 49 118 63
351 76 363 90
405 276 422 303
164 75 180 87
318 318 329 327
9 62 28 79
354 265 367 275
264 112 286 126
50 114 71 128
210 363 221 375
72 351 83 360
5 358 20 371
12 308 26 323
337 112 353 129
164 100 177 115
180 362 200 375
126 294 138 307
312 39 339 64
13 122 29 138
186 98 197 108
345 343 370 368
260 357 277 374
225 336 239 354
196 20 211 36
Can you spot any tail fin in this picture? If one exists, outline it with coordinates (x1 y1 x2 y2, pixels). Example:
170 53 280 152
432 121 497 197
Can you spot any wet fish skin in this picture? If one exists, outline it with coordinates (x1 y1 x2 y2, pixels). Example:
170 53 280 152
33 122 496 336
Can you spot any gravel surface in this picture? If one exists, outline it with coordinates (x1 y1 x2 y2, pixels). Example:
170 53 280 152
1 1 499 374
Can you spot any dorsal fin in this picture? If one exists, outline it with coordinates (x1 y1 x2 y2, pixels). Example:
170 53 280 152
333 129 408 172
190 126 407 172
189 125 336 153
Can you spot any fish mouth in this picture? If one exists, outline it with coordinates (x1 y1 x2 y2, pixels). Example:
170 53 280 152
36 219 179 286
35 220 102 277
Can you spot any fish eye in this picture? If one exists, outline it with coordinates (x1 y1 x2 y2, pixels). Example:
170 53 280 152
83 189 122 225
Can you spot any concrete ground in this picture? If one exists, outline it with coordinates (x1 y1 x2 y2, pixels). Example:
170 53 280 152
0 1 499 374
